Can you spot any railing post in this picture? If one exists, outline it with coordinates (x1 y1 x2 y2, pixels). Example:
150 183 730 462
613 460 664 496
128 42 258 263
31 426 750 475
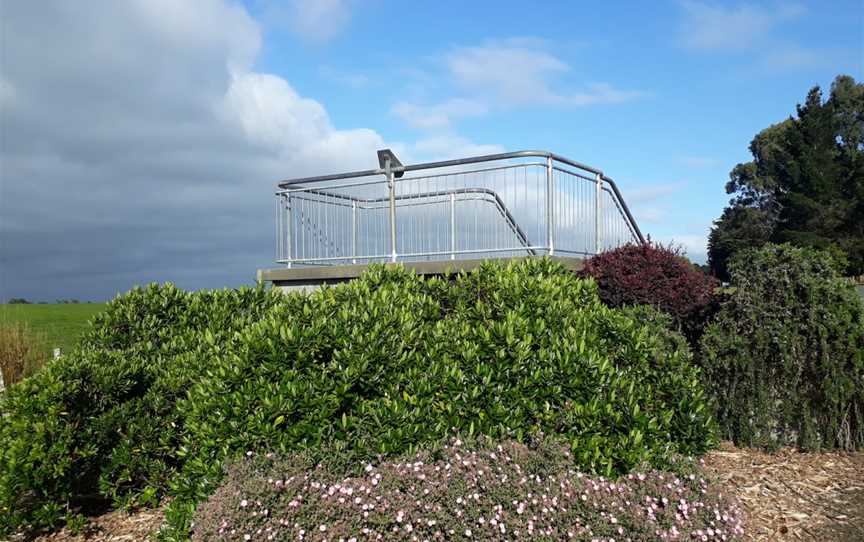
285 194 293 268
595 173 602 254
449 192 456 260
546 155 554 256
386 157 397 262
351 200 357 264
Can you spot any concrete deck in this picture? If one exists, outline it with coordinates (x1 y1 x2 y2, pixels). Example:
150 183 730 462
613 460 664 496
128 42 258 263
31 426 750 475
258 256 585 293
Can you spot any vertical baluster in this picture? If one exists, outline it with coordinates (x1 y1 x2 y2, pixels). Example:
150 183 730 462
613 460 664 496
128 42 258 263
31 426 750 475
386 158 397 263
595 174 602 254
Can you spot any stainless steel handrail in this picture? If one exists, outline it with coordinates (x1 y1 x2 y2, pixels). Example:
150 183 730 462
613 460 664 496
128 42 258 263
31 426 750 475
277 149 644 244
275 149 645 266
289 186 536 256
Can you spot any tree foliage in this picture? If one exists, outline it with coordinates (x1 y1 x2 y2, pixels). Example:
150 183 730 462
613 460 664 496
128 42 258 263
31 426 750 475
708 75 864 280
700 244 864 451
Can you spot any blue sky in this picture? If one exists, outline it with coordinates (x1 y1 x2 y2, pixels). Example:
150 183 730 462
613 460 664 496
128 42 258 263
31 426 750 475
1 0 862 301
244 0 864 260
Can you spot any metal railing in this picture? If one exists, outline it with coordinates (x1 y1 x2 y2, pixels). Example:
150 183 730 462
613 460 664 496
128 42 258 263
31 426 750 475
275 149 644 266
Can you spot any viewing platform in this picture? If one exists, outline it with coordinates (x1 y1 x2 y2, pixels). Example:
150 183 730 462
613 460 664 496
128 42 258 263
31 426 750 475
258 149 644 291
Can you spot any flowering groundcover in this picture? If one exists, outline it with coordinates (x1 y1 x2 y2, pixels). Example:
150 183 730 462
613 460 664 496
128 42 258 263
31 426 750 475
193 438 744 542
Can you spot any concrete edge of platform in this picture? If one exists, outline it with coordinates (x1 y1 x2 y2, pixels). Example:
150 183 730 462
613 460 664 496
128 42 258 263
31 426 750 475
258 256 585 288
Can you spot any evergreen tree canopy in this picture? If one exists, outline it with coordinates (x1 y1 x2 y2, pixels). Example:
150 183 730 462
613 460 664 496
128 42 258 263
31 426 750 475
708 75 864 280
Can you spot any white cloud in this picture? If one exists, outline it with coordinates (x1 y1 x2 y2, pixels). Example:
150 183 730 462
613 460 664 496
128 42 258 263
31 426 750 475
627 182 687 204
319 66 372 88
129 0 261 71
655 234 709 263
0 0 495 300
390 39 644 132
677 2 842 74
445 40 569 105
677 156 718 168
625 181 688 225
261 0 351 43
760 45 825 71
0 76 16 108
634 206 669 224
391 98 489 130
444 40 644 107
678 1 805 51
567 83 646 107
221 71 391 171
409 135 505 160
222 72 331 149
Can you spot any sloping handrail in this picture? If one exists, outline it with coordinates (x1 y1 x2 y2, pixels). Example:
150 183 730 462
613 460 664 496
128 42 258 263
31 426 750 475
287 186 536 256
277 149 644 245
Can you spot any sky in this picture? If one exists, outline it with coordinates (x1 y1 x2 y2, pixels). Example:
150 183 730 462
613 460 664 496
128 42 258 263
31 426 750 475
1 0 862 302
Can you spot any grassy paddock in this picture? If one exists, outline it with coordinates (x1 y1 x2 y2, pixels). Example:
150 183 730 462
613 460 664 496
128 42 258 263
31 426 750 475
0 303 105 355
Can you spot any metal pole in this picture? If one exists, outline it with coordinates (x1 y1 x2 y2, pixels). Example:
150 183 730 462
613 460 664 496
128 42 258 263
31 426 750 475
595 173 602 254
546 156 554 255
386 158 397 262
449 192 456 260
275 197 280 264
285 194 293 268
351 200 357 264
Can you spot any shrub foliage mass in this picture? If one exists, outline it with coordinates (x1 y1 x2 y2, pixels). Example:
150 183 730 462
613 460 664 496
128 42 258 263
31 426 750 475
700 244 864 451
0 259 715 537
580 243 718 342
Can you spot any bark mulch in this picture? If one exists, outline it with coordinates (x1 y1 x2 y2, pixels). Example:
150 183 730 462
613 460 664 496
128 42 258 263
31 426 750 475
11 443 864 541
10 507 164 542
702 442 864 541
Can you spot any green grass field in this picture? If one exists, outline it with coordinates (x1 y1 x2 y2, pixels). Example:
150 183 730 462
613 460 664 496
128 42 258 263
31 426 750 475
0 303 106 355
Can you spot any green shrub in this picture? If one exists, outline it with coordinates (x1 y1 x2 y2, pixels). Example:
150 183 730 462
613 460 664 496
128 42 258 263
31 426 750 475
0 284 282 534
0 259 716 538
699 243 864 451
191 436 745 542
165 259 714 537
617 305 692 357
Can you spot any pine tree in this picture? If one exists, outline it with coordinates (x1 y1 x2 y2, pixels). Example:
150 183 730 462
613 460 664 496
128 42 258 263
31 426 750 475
709 75 864 280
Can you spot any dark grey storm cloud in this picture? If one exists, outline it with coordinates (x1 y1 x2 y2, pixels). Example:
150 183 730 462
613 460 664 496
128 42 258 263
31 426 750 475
0 0 390 301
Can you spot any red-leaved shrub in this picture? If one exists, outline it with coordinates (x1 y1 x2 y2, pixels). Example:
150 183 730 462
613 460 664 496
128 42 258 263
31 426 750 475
580 243 718 342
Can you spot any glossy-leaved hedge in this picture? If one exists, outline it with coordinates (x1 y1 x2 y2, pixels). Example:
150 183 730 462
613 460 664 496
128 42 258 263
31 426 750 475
0 285 283 535
0 259 716 539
